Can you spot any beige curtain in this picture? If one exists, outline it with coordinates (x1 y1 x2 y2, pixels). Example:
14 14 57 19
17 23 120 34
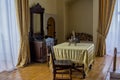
96 0 116 56
15 0 30 67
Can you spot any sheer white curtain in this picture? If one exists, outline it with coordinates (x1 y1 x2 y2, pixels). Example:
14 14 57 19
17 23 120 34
0 0 19 72
106 0 120 55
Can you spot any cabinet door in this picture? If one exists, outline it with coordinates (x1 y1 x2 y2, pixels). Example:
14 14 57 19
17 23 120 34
31 41 47 63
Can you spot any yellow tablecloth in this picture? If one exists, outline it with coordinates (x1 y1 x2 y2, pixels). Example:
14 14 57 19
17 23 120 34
53 42 95 75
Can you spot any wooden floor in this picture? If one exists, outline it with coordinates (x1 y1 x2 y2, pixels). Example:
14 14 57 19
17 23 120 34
0 55 120 80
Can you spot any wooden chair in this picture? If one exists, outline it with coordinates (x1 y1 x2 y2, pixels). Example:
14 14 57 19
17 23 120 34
110 48 120 80
113 47 117 72
45 37 54 66
50 47 73 80
46 46 51 66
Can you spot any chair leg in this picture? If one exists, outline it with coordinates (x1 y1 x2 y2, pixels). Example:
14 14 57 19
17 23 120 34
70 67 72 80
47 56 50 67
89 64 92 70
82 70 86 79
53 74 55 80
53 70 56 80
82 64 86 79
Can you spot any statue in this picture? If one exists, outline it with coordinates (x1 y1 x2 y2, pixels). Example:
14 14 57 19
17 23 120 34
68 30 77 46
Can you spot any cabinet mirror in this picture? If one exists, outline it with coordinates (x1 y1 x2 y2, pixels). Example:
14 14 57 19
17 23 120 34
29 3 44 40
33 13 41 33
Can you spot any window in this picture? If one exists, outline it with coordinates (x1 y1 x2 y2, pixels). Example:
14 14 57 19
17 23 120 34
0 0 20 72
106 0 120 55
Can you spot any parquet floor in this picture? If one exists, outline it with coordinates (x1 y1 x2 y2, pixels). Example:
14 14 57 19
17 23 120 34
0 55 119 80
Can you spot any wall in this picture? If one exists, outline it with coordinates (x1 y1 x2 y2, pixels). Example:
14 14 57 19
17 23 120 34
29 0 57 14
64 2 70 40
29 0 59 41
29 0 67 43
66 0 93 35
56 0 66 43
93 0 99 46
65 0 99 45
29 0 99 44
56 0 72 43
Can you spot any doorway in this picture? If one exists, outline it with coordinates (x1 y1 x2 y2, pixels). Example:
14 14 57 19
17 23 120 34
47 17 55 38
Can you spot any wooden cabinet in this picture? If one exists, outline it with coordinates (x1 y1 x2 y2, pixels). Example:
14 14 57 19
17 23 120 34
29 3 46 63
30 40 47 63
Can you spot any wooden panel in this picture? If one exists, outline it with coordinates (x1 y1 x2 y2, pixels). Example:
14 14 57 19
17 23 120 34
31 41 47 63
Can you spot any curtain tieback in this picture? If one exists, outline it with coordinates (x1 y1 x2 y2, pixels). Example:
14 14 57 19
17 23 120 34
97 31 105 39
22 34 29 40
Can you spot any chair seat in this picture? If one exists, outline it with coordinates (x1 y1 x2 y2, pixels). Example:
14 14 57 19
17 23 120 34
54 60 72 67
